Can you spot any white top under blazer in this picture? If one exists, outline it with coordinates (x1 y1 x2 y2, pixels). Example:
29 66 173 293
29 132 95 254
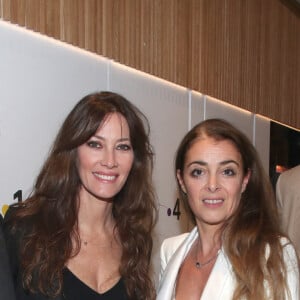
157 227 300 300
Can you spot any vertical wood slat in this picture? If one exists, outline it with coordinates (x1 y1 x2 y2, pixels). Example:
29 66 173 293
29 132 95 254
84 0 97 52
96 0 105 55
0 0 299 129
188 0 203 92
45 0 60 39
140 0 152 74
10 0 25 26
25 0 40 31
1 0 12 21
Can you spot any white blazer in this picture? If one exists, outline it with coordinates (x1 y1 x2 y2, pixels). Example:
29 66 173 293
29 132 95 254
157 227 300 300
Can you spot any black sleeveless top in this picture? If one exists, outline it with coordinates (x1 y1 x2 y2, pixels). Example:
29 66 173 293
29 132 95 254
62 268 128 300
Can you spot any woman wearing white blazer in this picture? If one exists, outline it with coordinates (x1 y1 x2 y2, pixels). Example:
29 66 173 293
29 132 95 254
157 119 299 300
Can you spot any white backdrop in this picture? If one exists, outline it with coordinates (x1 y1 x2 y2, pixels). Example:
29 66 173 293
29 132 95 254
0 20 270 285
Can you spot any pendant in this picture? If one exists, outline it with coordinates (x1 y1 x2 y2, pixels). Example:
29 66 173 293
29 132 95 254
195 262 201 268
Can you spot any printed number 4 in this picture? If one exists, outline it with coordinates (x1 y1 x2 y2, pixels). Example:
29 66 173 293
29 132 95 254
14 190 22 202
173 198 181 220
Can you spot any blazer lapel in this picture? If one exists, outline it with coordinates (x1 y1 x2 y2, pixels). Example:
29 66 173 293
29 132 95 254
201 249 234 299
157 228 198 300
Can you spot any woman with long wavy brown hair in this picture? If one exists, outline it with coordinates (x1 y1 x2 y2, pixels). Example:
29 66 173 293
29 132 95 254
4 91 157 300
157 118 299 300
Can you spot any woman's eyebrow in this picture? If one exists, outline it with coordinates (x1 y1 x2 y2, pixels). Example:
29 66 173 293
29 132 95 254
93 135 131 142
187 159 240 167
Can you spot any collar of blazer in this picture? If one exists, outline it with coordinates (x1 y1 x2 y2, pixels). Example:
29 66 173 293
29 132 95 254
157 227 233 300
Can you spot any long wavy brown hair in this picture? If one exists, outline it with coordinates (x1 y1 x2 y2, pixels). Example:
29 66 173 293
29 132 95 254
175 118 293 300
6 91 157 299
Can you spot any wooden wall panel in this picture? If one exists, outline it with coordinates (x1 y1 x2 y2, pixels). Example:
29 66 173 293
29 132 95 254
0 0 299 129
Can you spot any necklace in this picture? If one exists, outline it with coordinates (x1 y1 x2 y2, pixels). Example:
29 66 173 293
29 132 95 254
194 238 220 269
80 235 115 247
195 253 219 268
80 238 114 247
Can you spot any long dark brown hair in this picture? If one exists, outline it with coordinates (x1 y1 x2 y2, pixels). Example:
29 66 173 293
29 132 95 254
175 118 293 300
6 91 157 299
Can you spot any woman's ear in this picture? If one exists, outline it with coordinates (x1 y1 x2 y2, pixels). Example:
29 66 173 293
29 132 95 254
241 169 251 193
176 169 187 194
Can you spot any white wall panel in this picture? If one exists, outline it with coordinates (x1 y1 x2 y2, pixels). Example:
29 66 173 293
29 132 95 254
0 20 108 212
109 62 190 284
190 90 205 129
205 95 254 142
253 115 271 174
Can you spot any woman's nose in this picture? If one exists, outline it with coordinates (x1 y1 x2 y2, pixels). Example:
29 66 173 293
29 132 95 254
206 175 220 192
100 150 118 168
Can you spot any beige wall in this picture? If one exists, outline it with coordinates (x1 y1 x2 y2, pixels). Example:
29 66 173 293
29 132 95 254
1 0 299 129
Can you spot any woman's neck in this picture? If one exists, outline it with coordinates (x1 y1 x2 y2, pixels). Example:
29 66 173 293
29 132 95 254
77 193 115 237
196 223 222 256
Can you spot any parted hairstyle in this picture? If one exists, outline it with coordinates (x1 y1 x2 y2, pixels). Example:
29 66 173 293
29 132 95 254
175 118 292 300
6 91 157 299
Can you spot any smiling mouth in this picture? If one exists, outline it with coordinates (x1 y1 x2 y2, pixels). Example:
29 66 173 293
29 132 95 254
93 173 117 181
203 199 223 204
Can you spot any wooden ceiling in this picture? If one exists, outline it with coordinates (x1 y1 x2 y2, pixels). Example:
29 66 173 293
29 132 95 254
1 0 299 129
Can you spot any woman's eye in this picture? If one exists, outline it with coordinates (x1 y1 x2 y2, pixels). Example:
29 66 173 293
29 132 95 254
117 144 132 151
190 169 203 177
223 168 236 176
86 141 101 148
